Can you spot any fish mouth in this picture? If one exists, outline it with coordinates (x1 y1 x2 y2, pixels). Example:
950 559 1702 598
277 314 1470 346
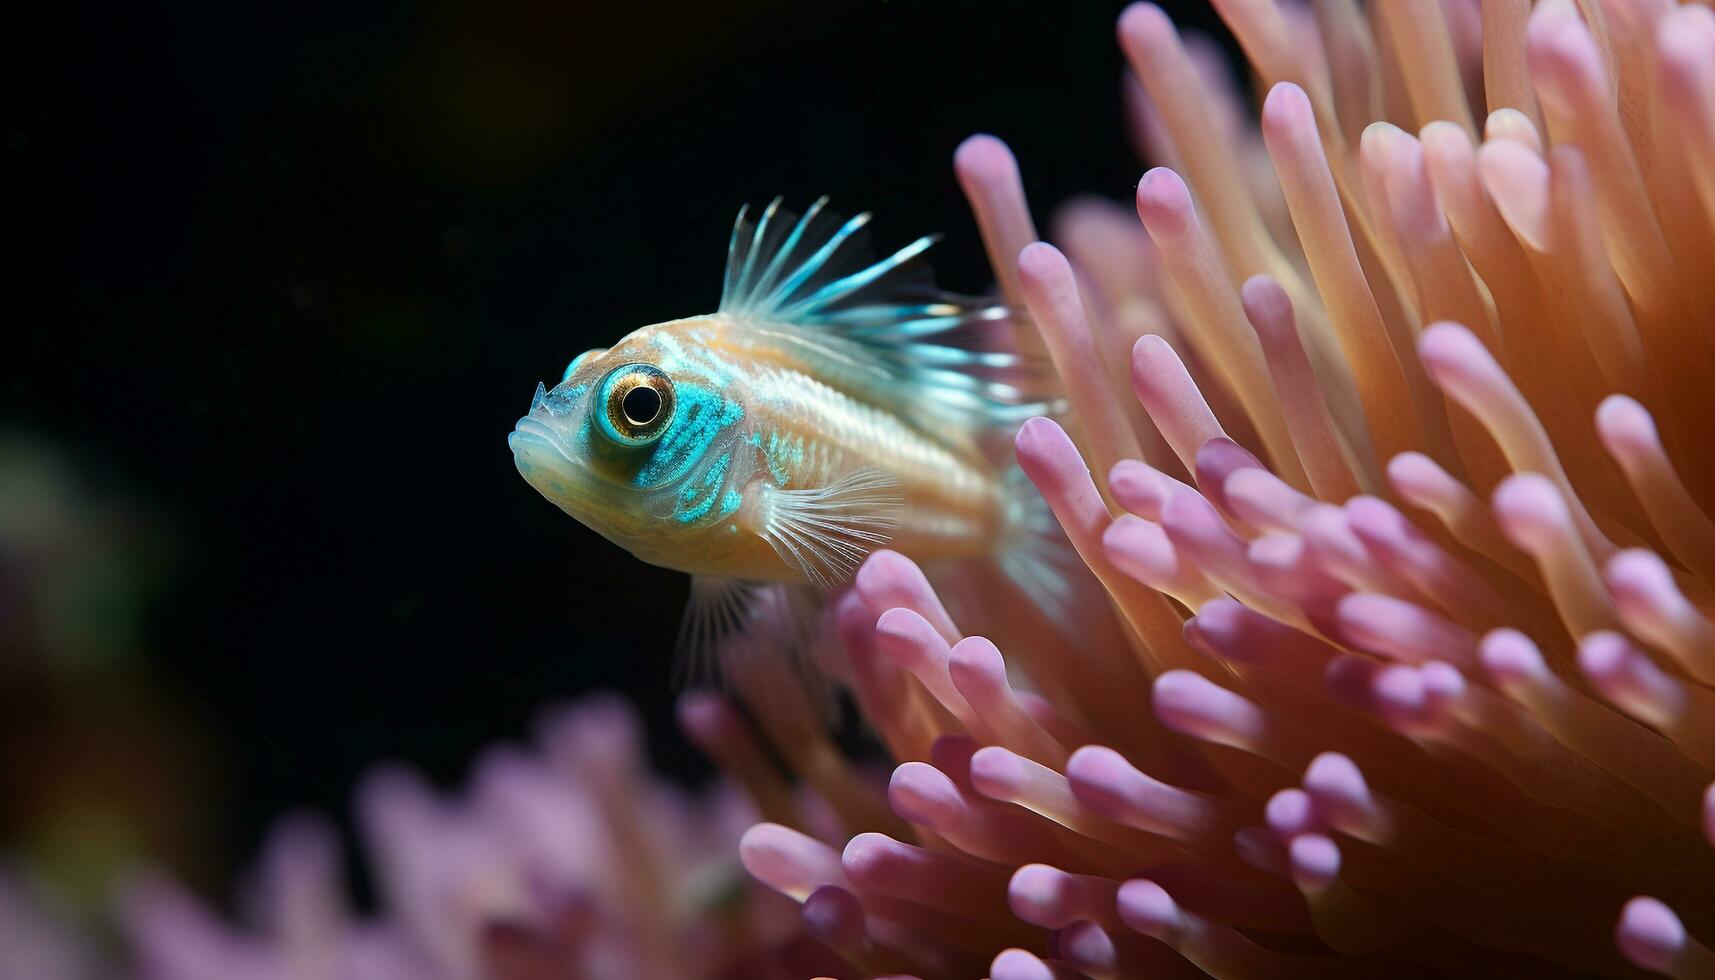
508 412 618 519
509 413 576 465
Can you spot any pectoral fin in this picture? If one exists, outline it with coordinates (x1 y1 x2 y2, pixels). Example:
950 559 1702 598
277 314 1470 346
753 467 903 590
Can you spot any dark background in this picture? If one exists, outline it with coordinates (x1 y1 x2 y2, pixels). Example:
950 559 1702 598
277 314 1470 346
6 0 1227 897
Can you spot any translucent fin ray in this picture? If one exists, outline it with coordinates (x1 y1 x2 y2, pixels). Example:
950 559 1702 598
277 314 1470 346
757 467 904 589
717 198 1059 434
674 578 836 714
674 576 757 689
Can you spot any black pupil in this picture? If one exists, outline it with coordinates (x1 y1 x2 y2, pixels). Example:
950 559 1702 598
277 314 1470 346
622 383 662 426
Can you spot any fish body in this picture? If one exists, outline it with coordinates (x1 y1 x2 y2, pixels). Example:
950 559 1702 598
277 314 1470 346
510 198 1066 649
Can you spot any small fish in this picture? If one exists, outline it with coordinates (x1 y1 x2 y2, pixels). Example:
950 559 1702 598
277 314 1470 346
508 198 1073 671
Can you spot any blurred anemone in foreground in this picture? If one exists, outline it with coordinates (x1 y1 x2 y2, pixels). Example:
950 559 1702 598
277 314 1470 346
109 696 825 980
15 0 1715 977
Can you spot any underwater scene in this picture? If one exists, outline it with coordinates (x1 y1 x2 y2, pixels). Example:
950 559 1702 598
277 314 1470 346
12 1 1715 977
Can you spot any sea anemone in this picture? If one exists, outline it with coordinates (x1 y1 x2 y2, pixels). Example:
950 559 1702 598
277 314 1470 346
108 696 824 980
724 0 1715 976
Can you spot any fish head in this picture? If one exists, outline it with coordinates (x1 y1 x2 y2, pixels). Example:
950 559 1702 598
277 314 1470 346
508 320 751 570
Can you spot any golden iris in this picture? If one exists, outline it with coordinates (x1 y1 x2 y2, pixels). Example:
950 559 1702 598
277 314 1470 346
598 364 675 446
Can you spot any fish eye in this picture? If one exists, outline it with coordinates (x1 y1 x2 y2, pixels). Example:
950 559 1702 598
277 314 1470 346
597 363 676 446
622 384 661 426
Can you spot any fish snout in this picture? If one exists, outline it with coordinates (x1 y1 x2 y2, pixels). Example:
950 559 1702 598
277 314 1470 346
509 381 579 461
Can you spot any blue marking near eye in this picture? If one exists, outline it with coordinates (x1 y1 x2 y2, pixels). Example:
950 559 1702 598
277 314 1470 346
674 450 732 523
562 351 605 383
634 381 742 489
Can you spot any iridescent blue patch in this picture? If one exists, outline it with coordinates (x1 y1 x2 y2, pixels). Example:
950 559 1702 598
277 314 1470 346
674 451 732 523
635 381 742 489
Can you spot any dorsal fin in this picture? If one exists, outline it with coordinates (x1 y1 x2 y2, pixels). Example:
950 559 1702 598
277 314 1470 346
718 197 1061 432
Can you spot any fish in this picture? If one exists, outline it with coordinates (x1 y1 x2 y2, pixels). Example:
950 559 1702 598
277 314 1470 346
508 197 1076 676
